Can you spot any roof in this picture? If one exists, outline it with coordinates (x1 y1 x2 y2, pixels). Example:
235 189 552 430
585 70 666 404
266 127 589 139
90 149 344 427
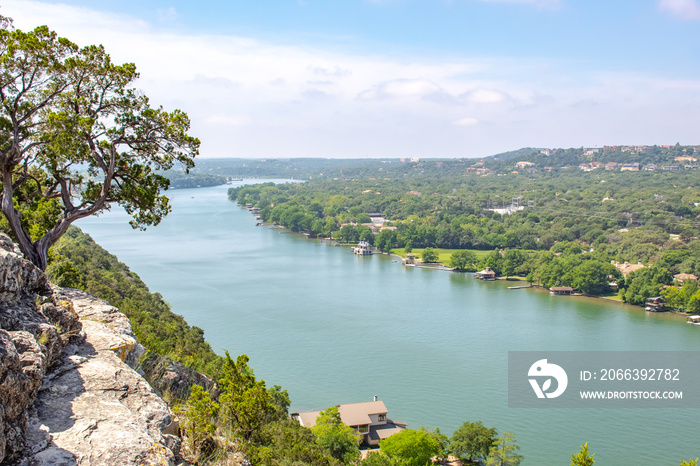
674 273 698 281
294 411 321 428
293 400 389 428
550 286 574 291
338 401 388 427
688 315 700 321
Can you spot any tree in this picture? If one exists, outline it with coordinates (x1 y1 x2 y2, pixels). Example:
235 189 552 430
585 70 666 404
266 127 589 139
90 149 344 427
486 432 523 466
571 443 595 466
375 228 398 252
450 421 497 462
379 429 441 466
311 406 360 463
502 249 525 278
422 247 438 263
0 19 199 269
177 384 219 453
681 459 698 466
363 450 392 465
449 250 477 272
218 353 276 443
688 291 700 315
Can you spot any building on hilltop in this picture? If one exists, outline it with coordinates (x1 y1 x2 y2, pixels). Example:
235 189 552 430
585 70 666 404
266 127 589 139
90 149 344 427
291 399 407 447
613 261 645 276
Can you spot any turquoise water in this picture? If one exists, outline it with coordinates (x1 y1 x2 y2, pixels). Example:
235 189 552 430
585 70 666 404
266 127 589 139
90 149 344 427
78 182 700 465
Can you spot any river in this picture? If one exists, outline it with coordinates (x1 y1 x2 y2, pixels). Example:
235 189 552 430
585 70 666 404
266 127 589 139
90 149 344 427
77 182 700 465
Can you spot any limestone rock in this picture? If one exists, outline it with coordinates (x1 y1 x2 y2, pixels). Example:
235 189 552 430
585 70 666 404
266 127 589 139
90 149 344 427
0 234 79 465
27 342 175 465
0 234 178 465
141 352 219 401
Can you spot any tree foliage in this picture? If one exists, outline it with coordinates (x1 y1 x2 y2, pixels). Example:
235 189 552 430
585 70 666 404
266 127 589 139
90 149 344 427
0 18 199 269
571 443 595 466
422 247 438 263
379 429 442 466
450 421 497 462
486 431 523 466
311 406 360 463
178 384 219 453
449 250 478 272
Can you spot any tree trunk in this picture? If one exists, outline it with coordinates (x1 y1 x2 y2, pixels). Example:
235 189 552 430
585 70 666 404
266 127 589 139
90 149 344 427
1 171 44 268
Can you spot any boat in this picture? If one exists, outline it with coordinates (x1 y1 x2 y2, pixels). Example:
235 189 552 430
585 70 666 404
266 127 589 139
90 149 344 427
686 315 700 326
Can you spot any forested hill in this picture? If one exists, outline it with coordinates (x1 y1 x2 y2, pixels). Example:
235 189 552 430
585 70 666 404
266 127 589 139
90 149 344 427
194 144 696 180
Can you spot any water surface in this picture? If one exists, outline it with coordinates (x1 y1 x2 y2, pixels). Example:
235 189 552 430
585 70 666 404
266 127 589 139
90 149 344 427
78 182 700 465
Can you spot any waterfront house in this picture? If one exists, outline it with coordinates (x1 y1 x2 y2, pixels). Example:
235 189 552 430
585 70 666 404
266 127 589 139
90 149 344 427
550 286 574 295
291 399 407 447
402 254 416 265
475 267 496 280
645 296 666 312
353 241 373 255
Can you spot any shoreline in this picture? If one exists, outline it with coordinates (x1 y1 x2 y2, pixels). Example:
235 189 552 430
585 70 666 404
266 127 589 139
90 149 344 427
254 215 686 317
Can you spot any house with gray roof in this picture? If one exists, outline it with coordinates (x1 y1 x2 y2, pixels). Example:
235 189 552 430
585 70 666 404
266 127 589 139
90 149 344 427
291 398 407 447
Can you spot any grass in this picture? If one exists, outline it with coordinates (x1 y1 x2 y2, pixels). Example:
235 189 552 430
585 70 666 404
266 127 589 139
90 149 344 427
598 292 623 301
390 248 491 265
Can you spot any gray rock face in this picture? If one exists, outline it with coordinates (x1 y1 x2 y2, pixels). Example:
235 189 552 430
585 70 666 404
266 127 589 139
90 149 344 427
141 352 219 401
0 233 78 465
0 234 179 465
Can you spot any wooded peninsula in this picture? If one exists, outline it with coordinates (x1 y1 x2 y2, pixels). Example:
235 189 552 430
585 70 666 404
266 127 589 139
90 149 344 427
225 145 700 312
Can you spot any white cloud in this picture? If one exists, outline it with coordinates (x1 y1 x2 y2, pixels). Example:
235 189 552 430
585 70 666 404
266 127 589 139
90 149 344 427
463 89 508 103
453 117 479 126
205 114 252 126
357 78 447 101
658 0 700 19
1 0 699 158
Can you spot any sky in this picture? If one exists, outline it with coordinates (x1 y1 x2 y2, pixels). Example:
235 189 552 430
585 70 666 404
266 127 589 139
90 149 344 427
2 0 700 158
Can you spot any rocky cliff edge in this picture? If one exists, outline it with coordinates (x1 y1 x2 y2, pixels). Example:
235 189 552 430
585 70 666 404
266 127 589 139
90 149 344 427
0 234 180 465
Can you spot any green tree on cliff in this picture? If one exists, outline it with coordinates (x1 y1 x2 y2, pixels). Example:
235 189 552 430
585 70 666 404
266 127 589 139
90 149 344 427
0 17 199 269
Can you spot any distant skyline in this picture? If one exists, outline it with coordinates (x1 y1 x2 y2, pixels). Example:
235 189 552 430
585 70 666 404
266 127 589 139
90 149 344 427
2 0 700 158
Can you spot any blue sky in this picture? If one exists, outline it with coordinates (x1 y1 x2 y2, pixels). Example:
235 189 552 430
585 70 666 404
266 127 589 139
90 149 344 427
2 0 700 158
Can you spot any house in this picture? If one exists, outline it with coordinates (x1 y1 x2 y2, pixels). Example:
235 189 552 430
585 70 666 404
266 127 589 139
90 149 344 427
613 261 645 276
550 286 574 295
663 165 680 171
605 162 619 170
620 163 640 171
643 164 657 171
475 267 496 280
645 296 666 312
515 161 534 169
353 241 373 255
291 399 407 447
674 273 698 284
402 254 416 265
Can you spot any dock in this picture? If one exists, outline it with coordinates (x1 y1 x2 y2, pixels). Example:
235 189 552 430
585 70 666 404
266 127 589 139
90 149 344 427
507 285 532 289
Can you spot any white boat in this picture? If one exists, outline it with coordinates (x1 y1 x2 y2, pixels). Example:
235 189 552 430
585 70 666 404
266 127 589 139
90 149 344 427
686 315 700 326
